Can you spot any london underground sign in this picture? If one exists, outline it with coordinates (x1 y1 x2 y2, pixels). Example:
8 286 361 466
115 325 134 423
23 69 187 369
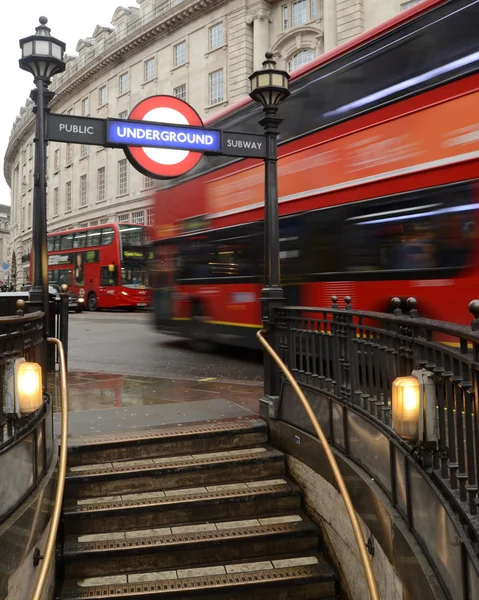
45 95 267 178
121 95 211 178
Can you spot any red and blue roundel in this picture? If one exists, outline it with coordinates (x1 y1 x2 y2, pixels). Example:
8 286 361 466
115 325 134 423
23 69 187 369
124 95 204 179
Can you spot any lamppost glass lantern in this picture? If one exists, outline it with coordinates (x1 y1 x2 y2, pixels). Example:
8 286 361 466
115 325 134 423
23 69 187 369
249 52 291 108
19 17 66 81
392 376 421 440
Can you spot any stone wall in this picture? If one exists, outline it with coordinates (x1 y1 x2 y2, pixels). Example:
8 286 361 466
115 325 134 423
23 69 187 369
287 455 403 600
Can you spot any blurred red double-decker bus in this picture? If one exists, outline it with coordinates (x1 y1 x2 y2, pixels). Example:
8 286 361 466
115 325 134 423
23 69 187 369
46 222 154 311
151 0 479 350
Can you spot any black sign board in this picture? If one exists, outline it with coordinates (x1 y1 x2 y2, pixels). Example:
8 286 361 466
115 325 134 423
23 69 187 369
221 131 267 158
47 114 107 146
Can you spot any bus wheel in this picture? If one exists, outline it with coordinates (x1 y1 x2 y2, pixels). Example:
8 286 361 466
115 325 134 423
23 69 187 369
87 292 98 311
189 306 216 353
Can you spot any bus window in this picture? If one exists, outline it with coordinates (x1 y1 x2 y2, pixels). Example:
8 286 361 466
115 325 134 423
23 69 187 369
100 266 117 286
87 229 102 247
101 227 115 245
60 233 74 249
73 231 87 248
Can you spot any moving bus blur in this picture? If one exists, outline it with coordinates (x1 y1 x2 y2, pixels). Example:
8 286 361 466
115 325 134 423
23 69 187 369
47 223 154 311
151 0 479 350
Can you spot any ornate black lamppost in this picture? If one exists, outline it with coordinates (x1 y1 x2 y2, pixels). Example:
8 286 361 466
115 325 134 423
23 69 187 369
249 52 290 406
19 17 66 378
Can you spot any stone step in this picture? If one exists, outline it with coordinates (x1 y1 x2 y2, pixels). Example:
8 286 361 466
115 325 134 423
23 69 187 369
63 479 302 536
65 446 284 499
67 418 268 467
59 554 337 599
62 513 319 579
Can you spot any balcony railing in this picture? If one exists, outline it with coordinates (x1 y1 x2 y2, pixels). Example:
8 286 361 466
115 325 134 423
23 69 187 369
273 297 479 600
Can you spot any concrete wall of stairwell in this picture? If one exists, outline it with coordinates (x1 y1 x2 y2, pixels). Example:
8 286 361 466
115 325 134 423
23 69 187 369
0 460 57 600
287 456 403 600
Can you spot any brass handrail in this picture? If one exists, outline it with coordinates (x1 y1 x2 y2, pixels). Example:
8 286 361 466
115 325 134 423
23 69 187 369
257 329 380 600
32 338 69 600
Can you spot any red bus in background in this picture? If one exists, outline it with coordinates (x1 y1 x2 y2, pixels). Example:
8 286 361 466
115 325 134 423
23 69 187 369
151 0 479 350
47 223 154 311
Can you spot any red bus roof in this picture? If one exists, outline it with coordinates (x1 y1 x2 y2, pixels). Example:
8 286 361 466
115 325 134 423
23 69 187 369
47 223 153 235
205 0 447 126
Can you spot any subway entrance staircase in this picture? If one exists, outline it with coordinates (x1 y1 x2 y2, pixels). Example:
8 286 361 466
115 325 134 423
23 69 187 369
56 417 338 599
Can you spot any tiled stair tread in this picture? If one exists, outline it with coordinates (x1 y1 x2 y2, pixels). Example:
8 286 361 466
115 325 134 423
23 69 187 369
65 480 300 514
73 478 289 507
62 555 336 597
67 447 276 477
68 418 266 447
65 514 313 553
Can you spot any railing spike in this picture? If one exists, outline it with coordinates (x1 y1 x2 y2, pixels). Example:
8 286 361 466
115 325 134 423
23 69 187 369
468 300 479 331
331 295 338 309
344 296 352 310
391 297 402 316
16 299 25 316
406 297 419 318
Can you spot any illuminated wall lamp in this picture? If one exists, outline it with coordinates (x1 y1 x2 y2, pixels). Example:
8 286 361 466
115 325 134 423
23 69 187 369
16 359 43 414
392 370 437 443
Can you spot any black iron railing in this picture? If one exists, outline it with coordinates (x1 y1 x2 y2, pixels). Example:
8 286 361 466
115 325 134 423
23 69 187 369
274 297 479 533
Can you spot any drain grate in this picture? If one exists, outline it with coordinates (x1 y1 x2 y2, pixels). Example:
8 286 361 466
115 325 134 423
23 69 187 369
68 521 311 553
77 566 320 597
70 483 295 514
72 419 264 447
67 448 272 477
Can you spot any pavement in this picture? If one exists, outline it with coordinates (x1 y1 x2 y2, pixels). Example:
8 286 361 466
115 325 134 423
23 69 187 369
68 311 263 383
48 371 263 428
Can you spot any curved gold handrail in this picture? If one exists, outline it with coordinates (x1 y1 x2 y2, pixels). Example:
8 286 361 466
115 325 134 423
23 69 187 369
32 338 69 600
257 329 380 600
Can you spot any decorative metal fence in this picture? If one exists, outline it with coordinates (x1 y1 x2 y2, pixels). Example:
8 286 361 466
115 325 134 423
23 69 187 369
275 297 479 544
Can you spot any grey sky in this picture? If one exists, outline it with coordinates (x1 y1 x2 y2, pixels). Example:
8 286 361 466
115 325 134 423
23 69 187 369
1 0 126 203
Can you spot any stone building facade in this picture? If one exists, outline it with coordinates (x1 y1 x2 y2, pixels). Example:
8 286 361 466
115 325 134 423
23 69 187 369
4 0 421 285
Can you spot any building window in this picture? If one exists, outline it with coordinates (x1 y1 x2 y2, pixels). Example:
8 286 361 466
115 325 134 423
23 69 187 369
146 209 154 226
100 217 108 224
29 143 33 159
292 0 307 27
119 110 128 120
66 143 73 165
90 220 98 226
131 210 145 225
311 0 318 20
99 85 108 106
80 174 88 207
118 214 130 223
118 159 128 196
65 181 72 212
81 97 89 116
80 144 88 158
119 71 129 94
282 5 289 30
173 41 187 67
143 175 155 189
173 84 187 101
208 22 224 50
79 222 89 228
97 166 106 202
144 57 155 82
53 149 60 171
401 0 422 9
53 187 59 216
28 169 32 190
28 203 32 226
209 69 224 105
288 48 314 71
